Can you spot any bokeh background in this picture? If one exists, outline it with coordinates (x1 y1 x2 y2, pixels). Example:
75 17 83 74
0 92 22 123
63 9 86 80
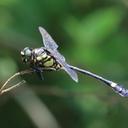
0 0 128 128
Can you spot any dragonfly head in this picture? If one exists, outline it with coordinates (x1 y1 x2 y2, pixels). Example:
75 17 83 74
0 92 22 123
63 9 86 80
21 47 32 64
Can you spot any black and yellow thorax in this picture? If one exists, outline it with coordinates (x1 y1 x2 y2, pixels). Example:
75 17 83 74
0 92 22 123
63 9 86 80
31 48 61 70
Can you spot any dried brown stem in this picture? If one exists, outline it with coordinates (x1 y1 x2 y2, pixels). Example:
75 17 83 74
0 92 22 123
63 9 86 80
0 69 34 95
0 68 56 95
0 80 26 95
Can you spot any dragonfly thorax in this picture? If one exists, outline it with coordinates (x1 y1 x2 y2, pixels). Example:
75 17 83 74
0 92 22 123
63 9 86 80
32 48 61 69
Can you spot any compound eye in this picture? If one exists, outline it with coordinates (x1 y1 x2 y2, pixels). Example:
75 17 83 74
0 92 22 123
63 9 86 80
23 47 32 56
25 49 31 56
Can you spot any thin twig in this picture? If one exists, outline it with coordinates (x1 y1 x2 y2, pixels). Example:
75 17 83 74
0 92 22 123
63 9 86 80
0 69 34 95
0 80 26 95
0 68 56 95
0 72 20 92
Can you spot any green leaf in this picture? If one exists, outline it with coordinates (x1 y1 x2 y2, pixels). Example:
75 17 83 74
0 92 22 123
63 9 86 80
65 7 124 45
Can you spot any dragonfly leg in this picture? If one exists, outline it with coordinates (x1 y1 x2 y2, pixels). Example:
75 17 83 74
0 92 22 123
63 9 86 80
32 67 44 80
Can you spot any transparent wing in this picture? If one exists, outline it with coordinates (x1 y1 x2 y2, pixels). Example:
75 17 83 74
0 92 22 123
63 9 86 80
52 50 65 61
62 63 78 83
38 26 78 82
39 26 65 61
39 26 58 50
51 50 78 82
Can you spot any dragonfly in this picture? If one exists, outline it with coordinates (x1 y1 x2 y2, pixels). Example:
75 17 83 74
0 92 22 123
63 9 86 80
20 26 128 97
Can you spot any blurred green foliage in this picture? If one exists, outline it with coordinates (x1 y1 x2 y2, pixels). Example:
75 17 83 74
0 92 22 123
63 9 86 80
0 0 128 128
